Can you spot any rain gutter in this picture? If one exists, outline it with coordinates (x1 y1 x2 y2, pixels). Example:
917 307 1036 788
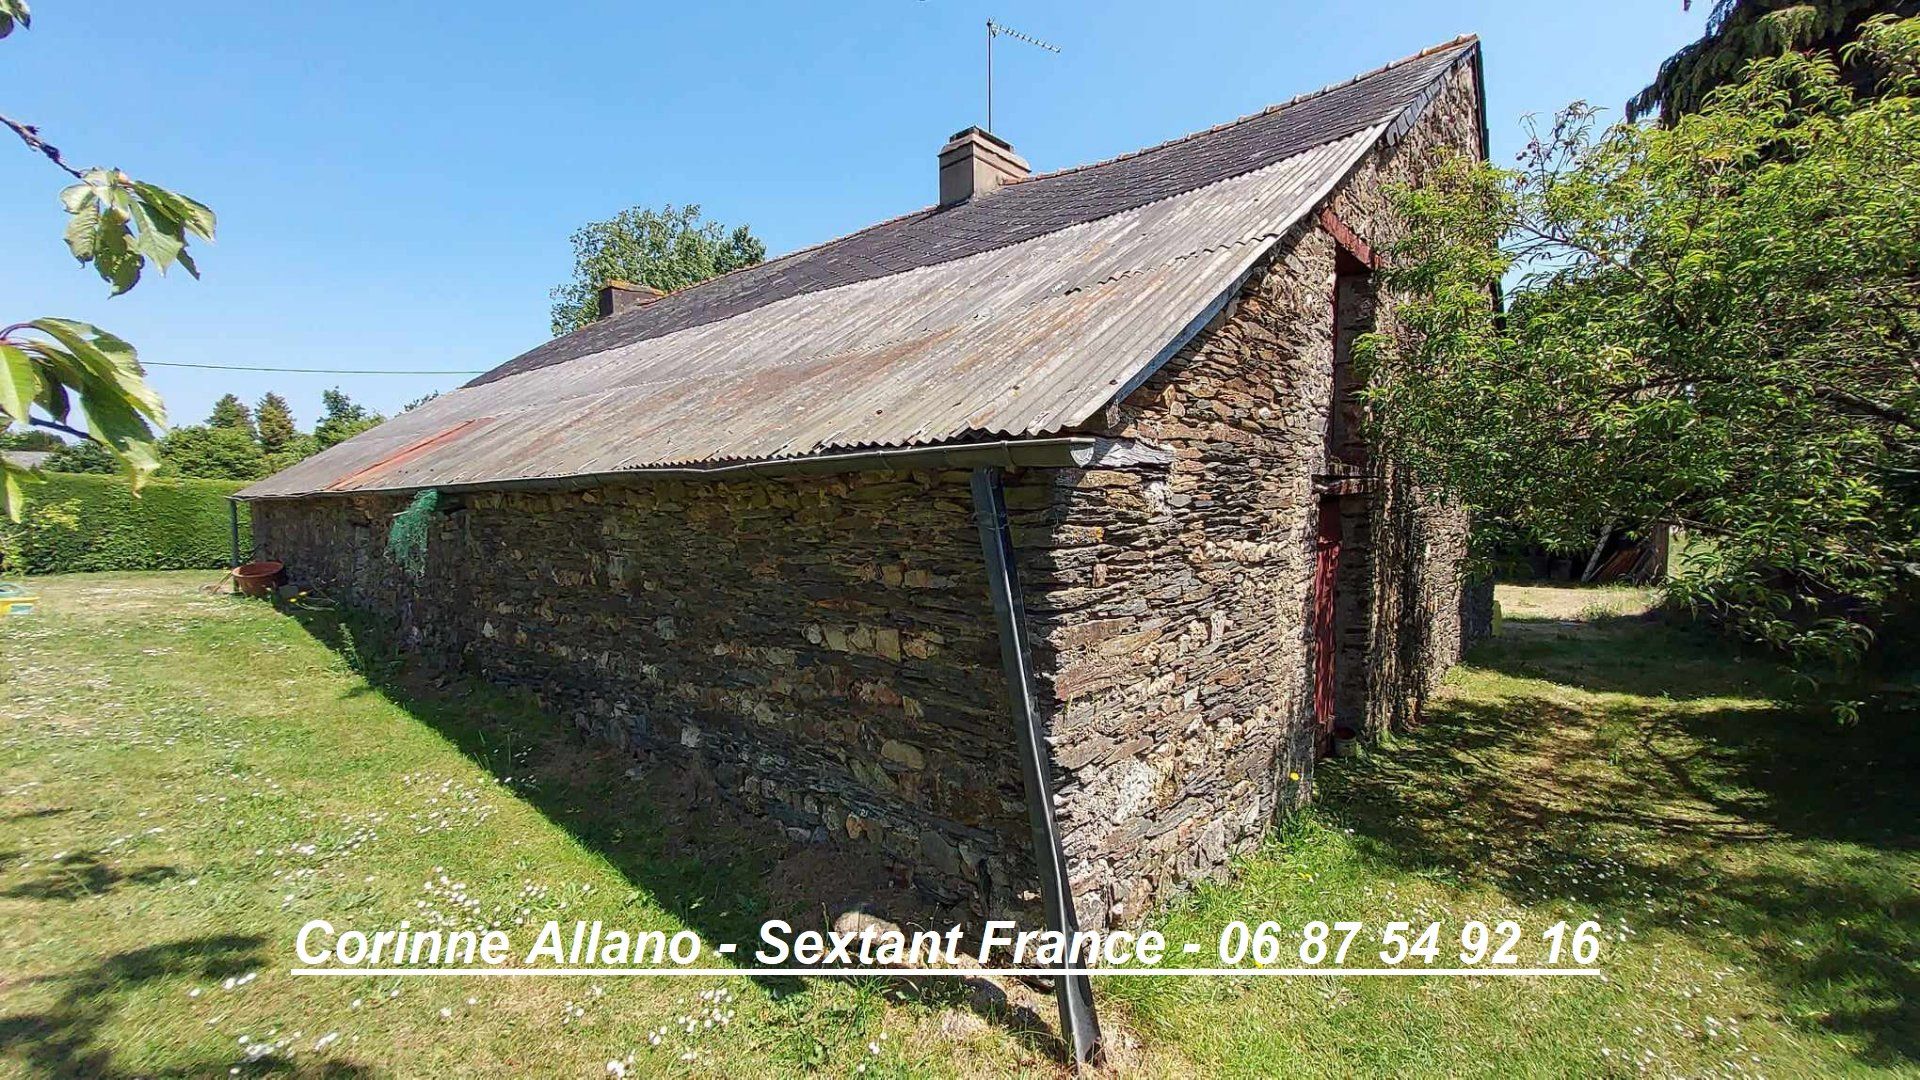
232 436 1173 501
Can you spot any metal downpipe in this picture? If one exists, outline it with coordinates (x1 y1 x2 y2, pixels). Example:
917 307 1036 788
968 465 1103 1068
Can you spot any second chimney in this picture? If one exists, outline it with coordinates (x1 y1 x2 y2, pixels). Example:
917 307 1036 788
596 279 664 320
938 127 1029 207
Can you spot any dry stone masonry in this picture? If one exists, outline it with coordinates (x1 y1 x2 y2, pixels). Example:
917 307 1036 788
254 470 1044 917
251 53 1491 931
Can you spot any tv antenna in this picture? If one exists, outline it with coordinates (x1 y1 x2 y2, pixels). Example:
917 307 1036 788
986 18 1060 133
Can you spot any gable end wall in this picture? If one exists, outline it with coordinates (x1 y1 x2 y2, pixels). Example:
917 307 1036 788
1026 59 1487 928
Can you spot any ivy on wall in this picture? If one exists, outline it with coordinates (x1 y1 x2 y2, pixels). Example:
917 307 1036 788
0 473 248 575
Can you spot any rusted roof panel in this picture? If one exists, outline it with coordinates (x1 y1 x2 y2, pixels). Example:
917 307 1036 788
240 39 1479 499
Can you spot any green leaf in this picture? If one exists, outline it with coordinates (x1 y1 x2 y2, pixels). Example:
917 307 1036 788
128 198 185 273
132 181 216 241
26 319 165 425
57 173 147 293
77 322 141 372
91 212 143 294
1 460 25 522
0 0 30 40
34 376 69 424
0 343 41 423
56 173 215 294
59 180 92 215
62 200 99 262
62 380 158 471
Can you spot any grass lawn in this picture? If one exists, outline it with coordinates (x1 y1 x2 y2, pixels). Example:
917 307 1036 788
1 572 1913 1077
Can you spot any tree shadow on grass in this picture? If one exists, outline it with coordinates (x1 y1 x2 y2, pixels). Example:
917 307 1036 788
1317 684 1919 1068
1 807 76 824
278 603 1066 1059
0 934 367 1078
1477 610 1795 702
287 604 789 951
2 852 178 902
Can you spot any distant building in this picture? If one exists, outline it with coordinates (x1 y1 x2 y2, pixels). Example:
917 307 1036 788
3 451 53 471
241 39 1491 936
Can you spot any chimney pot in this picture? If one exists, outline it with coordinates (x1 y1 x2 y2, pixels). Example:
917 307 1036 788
938 127 1030 207
596 279 665 320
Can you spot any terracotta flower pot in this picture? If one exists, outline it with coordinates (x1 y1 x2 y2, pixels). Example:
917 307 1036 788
232 560 285 598
1332 725 1361 758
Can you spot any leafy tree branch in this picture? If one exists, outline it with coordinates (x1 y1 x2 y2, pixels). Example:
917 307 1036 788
548 204 765 335
1362 16 1920 693
1 0 216 519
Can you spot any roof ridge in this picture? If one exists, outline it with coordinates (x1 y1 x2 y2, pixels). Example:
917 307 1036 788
621 35 1479 315
1015 34 1479 187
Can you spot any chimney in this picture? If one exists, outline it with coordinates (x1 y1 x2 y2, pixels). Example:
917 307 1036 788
596 279 664 320
938 127 1029 207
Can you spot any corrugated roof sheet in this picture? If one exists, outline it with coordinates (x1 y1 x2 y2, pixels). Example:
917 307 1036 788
240 38 1479 499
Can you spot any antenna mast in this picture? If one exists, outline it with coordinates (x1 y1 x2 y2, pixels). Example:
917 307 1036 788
985 18 1060 133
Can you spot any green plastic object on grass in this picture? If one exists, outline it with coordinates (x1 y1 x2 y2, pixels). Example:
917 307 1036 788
386 490 438 578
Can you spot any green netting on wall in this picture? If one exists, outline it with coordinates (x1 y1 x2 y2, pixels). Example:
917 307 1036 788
386 489 438 578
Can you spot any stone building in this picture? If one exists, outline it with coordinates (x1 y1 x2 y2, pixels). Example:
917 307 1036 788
241 36 1492 1017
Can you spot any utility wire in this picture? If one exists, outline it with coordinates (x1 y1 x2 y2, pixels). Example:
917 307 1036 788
143 361 484 375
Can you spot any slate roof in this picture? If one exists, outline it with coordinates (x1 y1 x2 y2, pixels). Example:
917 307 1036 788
240 36 1480 499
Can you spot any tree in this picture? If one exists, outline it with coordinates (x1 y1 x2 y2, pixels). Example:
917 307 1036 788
260 433 320 475
313 388 382 449
1361 17 1920 697
255 392 297 452
42 438 113 474
0 428 61 451
548 204 765 335
207 392 255 436
1 1 215 518
1631 0 1920 121
253 391 322 473
159 424 266 480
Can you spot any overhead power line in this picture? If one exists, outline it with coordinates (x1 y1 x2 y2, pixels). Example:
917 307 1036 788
142 361 484 375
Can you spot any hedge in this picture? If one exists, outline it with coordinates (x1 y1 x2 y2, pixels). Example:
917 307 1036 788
1 473 249 575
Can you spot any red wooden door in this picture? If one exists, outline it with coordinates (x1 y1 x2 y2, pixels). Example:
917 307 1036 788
1312 497 1342 749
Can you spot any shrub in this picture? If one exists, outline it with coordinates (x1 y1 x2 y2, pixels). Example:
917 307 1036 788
159 425 268 480
0 473 249 575
43 439 116 474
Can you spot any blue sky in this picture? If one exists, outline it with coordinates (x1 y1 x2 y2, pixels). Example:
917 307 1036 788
0 1 1706 432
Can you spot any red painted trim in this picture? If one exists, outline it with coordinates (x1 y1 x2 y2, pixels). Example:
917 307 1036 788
324 418 495 492
1318 206 1378 270
1312 495 1343 749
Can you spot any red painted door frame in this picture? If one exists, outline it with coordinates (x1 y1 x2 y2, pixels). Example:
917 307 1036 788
1312 495 1342 753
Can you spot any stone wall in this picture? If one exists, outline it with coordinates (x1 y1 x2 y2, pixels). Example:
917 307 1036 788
251 469 1047 917
1018 226 1337 929
1015 59 1487 928
249 58 1488 933
1331 59 1491 731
